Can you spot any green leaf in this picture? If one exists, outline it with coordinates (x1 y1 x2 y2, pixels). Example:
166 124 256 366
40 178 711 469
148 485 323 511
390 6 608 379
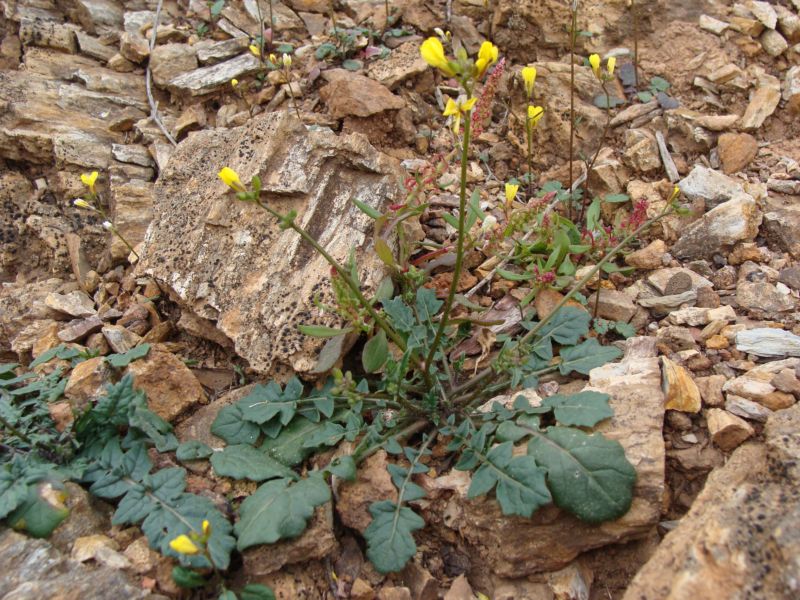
364 500 425 574
310 334 348 375
211 403 260 445
211 445 296 481
240 584 276 600
531 306 590 360
603 193 630 203
362 330 388 374
7 481 70 538
298 325 353 338
528 426 636 522
342 58 362 71
496 268 531 282
0 467 29 519
29 344 81 367
239 382 298 426
374 239 395 267
558 338 622 375
260 416 330 466
106 344 150 368
172 566 207 589
466 442 551 518
219 591 237 600
543 391 613 427
637 91 653 103
614 321 636 339
650 76 670 92
176 440 213 461
415 288 443 323
210 0 225 17
383 298 414 333
235 474 331 550
327 455 356 481
352 197 382 219
441 212 459 229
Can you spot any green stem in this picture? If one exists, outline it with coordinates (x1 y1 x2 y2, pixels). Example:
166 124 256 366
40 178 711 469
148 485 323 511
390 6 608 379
0 414 34 447
284 71 302 122
423 104 472 379
352 419 429 464
568 3 578 219
578 79 612 225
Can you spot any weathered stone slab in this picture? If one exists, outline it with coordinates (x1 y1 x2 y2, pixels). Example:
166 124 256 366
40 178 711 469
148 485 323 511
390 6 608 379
431 339 665 577
140 111 402 375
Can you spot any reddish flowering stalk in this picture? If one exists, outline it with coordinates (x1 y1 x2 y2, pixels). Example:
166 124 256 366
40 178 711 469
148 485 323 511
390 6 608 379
626 199 649 230
471 58 506 137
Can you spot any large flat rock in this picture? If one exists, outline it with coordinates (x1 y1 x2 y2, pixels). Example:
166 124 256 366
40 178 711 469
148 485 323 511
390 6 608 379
623 402 800 599
430 342 666 578
140 111 403 375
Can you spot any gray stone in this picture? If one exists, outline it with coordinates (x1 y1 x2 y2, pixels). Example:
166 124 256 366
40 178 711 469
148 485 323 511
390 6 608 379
672 193 762 260
763 203 800 258
0 529 150 599
736 281 795 313
736 329 800 357
677 166 744 207
149 43 198 87
588 289 637 322
75 31 116 62
167 53 261 96
725 394 773 422
699 14 729 35
58 315 104 342
45 291 96 318
646 268 713 295
140 111 401 376
111 144 154 167
749 0 778 29
761 28 789 56
196 37 251 65
623 403 800 599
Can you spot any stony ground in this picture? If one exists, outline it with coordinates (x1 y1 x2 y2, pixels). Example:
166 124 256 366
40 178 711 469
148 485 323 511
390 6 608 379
1 0 800 598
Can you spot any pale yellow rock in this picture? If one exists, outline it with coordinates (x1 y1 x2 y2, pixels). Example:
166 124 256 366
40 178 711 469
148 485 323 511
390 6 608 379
662 357 702 413
707 408 755 451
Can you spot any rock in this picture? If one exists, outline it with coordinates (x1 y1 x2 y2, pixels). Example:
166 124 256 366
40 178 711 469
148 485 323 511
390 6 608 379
693 114 741 131
167 52 261 95
717 133 758 174
149 43 198 87
656 326 698 352
176 384 254 448
776 5 800 43
72 0 124 36
784 66 800 114
437 344 665 576
443 575 474 600
123 537 157 574
45 291 96 318
377 588 412 600
638 291 696 315
725 394 773 422
729 15 765 36
625 239 667 270
351 578 376 600
778 266 800 290
243 504 337 575
646 267 712 295
366 41 429 89
0 530 149 599
772 368 800 397
748 0 778 29
50 482 112 552
667 307 709 326
101 324 141 353
677 166 744 207
19 19 78 54
699 14 728 35
196 37 250 65
337 450 396 533
623 131 661 174
761 29 789 56
400 560 439 600
139 111 401 376
72 534 130 570
695 374 727 407
588 289 637 322
75 31 116 62
126 350 206 422
662 357 701 413
739 85 781 131
735 328 800 358
736 281 795 313
672 193 761 260
320 70 406 119
623 404 800 599
119 32 149 63
763 204 800 259
109 179 153 262
64 356 112 411
58 315 104 343
706 408 755 451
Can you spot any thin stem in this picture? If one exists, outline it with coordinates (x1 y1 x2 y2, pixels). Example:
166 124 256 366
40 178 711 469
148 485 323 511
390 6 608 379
0 414 34 447
352 419 429 464
632 0 639 89
526 118 534 199
568 3 578 219
424 104 472 379
578 80 612 225
283 70 302 122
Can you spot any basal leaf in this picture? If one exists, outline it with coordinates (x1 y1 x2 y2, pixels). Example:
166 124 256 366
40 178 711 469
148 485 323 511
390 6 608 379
558 338 622 375
7 481 69 538
240 584 276 600
171 566 207 589
415 288 443 323
260 416 330 466
532 307 590 360
364 500 425 574
297 325 353 338
176 440 213 461
210 445 296 482
528 426 636 522
0 467 28 520
543 391 613 427
239 382 298 426
235 474 331 550
382 298 414 333
211 403 260 445
106 344 150 368
326 455 356 481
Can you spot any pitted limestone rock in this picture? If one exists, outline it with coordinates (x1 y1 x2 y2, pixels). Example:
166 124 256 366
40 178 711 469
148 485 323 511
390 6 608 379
140 111 403 376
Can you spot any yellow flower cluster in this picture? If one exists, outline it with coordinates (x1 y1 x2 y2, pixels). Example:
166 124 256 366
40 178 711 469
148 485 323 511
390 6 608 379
419 37 499 82
589 53 616 81
169 519 212 556
442 96 477 134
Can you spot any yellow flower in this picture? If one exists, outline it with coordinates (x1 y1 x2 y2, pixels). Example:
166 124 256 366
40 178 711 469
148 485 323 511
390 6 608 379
420 37 455 77
282 53 292 68
231 78 238 88
169 534 200 555
443 96 477 133
249 44 260 57
669 185 681 202
73 199 92 209
269 53 277 64
607 56 616 76
527 105 544 127
589 53 601 78
521 66 536 98
202 520 211 537
218 167 246 193
80 171 98 191
475 40 499 77
505 183 519 206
